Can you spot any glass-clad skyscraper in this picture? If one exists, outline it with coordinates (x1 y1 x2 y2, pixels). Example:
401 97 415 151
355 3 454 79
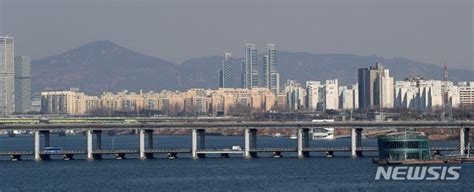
0 36 15 114
263 44 280 95
15 56 31 113
219 53 232 88
242 43 258 89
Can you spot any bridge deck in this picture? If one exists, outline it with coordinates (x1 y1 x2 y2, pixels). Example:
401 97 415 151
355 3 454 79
0 120 472 130
144 148 191 153
0 147 468 156
196 149 244 154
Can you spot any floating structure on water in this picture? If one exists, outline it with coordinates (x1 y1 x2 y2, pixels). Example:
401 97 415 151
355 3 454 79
375 131 473 165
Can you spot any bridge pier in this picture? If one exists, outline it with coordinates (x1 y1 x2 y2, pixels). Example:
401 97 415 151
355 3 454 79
244 128 257 158
168 152 178 159
220 153 230 158
326 151 335 158
272 151 282 158
460 128 470 156
34 130 51 161
115 153 126 160
10 154 22 161
63 154 74 161
297 128 310 158
139 129 154 159
87 130 102 160
351 128 363 158
192 129 205 159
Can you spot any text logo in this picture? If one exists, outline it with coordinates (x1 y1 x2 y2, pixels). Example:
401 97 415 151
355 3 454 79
375 166 461 180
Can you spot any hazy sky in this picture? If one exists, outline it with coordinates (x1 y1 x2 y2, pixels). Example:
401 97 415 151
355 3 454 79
1 0 472 69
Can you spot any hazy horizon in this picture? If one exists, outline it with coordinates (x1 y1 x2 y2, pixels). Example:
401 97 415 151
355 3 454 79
1 0 472 69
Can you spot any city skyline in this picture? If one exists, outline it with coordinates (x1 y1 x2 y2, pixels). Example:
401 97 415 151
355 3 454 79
0 1 473 191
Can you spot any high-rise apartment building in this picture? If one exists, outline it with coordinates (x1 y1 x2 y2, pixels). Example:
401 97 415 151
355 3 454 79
41 89 99 115
394 78 461 111
358 62 394 110
339 84 358 110
219 53 232 88
242 44 258 89
305 81 321 110
14 56 31 113
324 79 339 110
263 44 280 96
41 88 275 115
305 80 345 111
284 80 305 111
0 36 15 114
458 81 474 110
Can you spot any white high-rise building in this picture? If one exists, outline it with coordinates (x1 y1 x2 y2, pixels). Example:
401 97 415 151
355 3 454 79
339 83 358 110
395 80 418 108
284 80 305 110
305 79 341 111
305 81 321 110
395 78 459 111
263 44 280 96
378 68 394 109
358 63 394 110
446 83 460 108
0 36 15 114
324 79 339 110
242 44 258 89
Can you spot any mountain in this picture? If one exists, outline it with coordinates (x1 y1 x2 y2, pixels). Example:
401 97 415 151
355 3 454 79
32 40 179 94
32 41 473 95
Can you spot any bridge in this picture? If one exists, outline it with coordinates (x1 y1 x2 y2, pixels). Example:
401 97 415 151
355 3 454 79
0 146 468 161
0 120 471 161
0 120 473 130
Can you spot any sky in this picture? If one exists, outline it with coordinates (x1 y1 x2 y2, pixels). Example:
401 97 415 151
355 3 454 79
0 0 472 69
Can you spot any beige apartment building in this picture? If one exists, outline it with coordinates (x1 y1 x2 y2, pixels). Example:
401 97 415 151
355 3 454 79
41 89 99 115
458 81 474 110
41 88 276 115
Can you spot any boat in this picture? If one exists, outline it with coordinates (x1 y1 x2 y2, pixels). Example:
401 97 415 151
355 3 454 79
310 119 335 140
310 128 335 140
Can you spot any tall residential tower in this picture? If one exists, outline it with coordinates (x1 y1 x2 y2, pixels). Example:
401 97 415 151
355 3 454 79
0 36 15 114
242 44 258 89
15 56 31 113
358 62 394 111
219 53 232 88
263 44 280 95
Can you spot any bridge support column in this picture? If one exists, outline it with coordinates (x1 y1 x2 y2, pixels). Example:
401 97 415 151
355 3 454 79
139 129 154 159
351 128 363 158
192 129 205 159
297 128 310 158
244 128 257 158
87 130 102 160
460 128 470 156
34 130 40 161
34 130 50 161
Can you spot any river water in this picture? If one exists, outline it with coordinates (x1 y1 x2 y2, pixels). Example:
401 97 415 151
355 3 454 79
0 134 473 191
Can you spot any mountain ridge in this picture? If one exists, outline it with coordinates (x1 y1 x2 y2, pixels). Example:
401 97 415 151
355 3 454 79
31 40 473 95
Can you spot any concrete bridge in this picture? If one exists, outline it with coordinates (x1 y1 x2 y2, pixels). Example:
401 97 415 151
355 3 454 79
0 120 472 161
0 120 473 130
